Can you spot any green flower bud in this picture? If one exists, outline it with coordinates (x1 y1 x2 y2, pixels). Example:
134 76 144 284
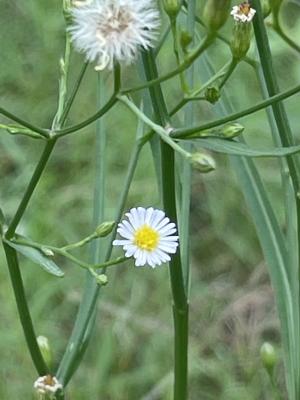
95 274 108 286
95 221 115 237
37 336 53 368
221 123 244 138
204 86 221 104
188 123 244 139
260 342 278 375
190 153 216 173
203 0 231 33
180 30 193 52
231 21 252 60
162 0 182 18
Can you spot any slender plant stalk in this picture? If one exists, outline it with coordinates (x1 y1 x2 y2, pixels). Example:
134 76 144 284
122 34 214 94
2 243 48 374
141 49 188 400
2 36 87 378
252 2 300 398
172 83 300 138
181 0 195 292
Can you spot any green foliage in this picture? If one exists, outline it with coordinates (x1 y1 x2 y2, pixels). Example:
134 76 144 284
0 0 300 399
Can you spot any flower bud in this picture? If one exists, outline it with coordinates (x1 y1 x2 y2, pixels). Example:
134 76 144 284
188 123 244 139
203 0 231 33
95 274 108 286
37 336 53 369
230 21 253 60
260 342 278 375
221 123 244 138
162 0 182 18
190 153 216 173
95 221 115 237
204 86 221 104
180 30 193 52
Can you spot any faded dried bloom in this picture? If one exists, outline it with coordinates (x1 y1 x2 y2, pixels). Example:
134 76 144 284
34 375 63 396
231 2 256 22
68 0 160 70
113 207 179 268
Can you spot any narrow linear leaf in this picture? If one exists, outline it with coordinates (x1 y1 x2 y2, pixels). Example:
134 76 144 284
0 123 43 139
4 239 64 277
191 138 300 158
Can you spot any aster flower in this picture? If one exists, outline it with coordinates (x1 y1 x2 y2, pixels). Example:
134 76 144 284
231 2 256 22
34 375 63 396
113 207 179 268
68 0 160 70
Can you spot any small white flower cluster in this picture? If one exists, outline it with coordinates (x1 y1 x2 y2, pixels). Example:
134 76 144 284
68 0 160 70
231 2 256 22
34 375 63 396
113 207 179 268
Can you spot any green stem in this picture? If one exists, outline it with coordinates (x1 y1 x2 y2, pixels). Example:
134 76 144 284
2 242 48 374
169 61 230 116
60 62 89 126
56 135 146 385
141 49 188 400
171 83 300 138
53 95 118 138
122 35 214 94
181 0 195 293
0 107 49 138
252 1 300 398
218 58 238 89
3 46 86 382
117 95 190 160
154 24 171 57
273 24 300 53
5 139 57 239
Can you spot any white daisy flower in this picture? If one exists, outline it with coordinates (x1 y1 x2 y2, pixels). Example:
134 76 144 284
34 375 63 396
113 207 179 268
68 0 160 70
231 2 256 22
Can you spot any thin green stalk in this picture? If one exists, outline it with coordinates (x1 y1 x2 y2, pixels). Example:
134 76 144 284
53 95 118 138
56 134 147 385
171 83 300 138
60 62 89 126
169 61 229 116
154 24 171 58
117 95 190 160
5 139 57 239
122 34 214 94
0 107 50 138
272 24 300 54
252 2 300 398
218 58 238 89
141 49 188 400
181 0 196 293
3 41 86 381
2 242 48 374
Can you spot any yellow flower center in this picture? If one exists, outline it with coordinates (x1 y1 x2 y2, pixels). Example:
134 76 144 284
239 2 251 15
44 375 55 386
134 225 159 251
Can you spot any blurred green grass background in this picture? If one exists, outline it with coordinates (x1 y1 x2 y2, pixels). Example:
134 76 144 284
0 0 300 398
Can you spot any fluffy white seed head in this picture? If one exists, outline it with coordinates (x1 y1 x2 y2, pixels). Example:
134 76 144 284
68 0 160 70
